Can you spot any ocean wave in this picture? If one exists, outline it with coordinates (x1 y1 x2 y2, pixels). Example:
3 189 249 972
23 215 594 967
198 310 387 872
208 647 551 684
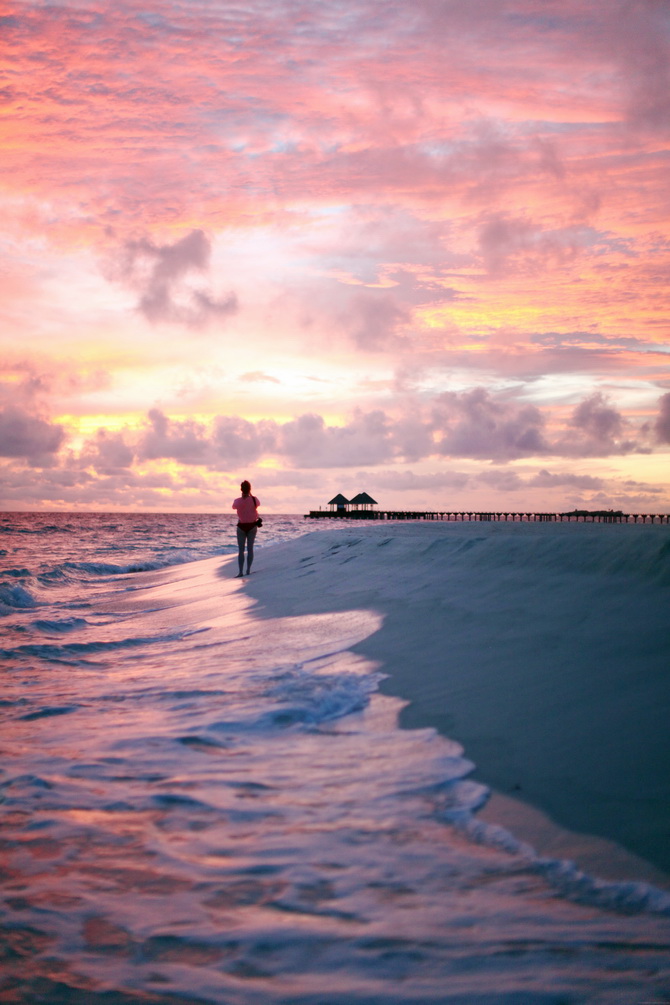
55 549 227 579
433 777 490 816
208 667 383 736
0 522 75 535
37 567 69 584
0 514 311 591
536 855 670 916
457 815 670 917
0 582 39 614
264 668 383 727
62 559 151 576
0 626 211 666
18 704 80 722
31 616 89 633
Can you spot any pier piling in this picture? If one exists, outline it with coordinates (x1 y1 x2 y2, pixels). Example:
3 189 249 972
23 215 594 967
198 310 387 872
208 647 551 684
305 510 669 524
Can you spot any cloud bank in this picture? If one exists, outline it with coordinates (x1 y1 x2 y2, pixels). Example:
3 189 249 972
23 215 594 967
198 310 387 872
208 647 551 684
1 0 668 511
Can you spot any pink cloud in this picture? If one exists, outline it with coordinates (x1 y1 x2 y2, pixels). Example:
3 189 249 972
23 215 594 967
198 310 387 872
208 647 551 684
570 391 624 441
339 289 412 350
2 0 664 226
82 429 135 475
278 411 396 468
655 393 670 444
64 387 656 477
528 469 605 491
430 388 549 461
114 230 237 327
138 409 213 465
0 406 64 464
1 0 669 510
476 214 594 277
211 416 278 467
552 392 645 457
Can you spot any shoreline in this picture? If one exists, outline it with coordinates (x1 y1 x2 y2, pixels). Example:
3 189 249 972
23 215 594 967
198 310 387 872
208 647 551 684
242 522 670 886
478 792 670 890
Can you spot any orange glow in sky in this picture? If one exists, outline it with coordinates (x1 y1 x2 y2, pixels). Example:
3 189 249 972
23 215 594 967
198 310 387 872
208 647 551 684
1 0 669 512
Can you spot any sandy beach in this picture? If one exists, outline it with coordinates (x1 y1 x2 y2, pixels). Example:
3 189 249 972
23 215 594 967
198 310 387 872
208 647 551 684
243 520 670 887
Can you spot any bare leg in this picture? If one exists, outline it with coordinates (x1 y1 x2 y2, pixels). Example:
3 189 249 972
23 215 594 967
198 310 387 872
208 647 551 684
236 526 246 576
245 527 257 574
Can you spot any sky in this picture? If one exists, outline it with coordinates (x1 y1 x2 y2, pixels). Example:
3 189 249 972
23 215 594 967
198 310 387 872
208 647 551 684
1 0 669 514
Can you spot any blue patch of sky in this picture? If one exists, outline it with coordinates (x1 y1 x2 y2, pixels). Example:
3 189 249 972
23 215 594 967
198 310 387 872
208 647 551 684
585 230 637 256
417 140 461 161
312 204 351 218
504 13 574 34
136 11 169 29
530 331 654 350
270 139 301 154
524 226 636 257
517 120 602 136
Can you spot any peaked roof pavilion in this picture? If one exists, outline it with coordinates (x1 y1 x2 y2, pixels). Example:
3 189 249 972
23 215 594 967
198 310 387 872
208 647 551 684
350 491 378 506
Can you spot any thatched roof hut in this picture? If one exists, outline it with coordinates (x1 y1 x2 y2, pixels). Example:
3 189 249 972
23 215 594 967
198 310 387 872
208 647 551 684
349 491 377 510
327 493 350 512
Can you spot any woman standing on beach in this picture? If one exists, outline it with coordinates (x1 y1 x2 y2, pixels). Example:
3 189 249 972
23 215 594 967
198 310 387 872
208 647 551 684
232 480 260 577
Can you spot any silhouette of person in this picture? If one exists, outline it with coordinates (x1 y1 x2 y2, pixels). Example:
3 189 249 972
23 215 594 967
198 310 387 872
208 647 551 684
232 480 260 576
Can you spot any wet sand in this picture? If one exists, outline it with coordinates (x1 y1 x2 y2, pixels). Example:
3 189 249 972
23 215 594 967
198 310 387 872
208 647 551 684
242 522 670 885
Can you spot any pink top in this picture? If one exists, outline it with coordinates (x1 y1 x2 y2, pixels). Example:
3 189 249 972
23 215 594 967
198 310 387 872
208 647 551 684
232 494 260 523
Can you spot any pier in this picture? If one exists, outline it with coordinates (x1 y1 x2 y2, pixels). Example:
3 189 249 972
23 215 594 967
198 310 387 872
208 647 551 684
306 510 670 524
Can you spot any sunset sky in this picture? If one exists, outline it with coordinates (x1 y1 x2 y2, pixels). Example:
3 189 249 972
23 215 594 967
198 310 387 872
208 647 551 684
2 0 669 513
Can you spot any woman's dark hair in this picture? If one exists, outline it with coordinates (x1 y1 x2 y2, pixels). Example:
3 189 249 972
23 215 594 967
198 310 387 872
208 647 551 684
240 480 251 497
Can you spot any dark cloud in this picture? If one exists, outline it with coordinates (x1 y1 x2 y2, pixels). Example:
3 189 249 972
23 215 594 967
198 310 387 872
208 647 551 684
446 466 607 495
477 214 591 277
0 370 49 408
532 137 567 182
475 468 526 492
278 410 397 467
0 459 219 511
612 0 670 129
570 391 624 441
2 382 658 500
365 469 472 492
431 388 549 460
478 215 534 276
118 230 238 328
528 469 605 490
654 392 670 443
134 409 279 469
340 290 411 350
82 429 135 475
546 392 644 457
211 416 278 466
563 391 643 455
0 406 65 465
107 388 655 475
138 408 212 464
318 207 459 280
387 415 435 463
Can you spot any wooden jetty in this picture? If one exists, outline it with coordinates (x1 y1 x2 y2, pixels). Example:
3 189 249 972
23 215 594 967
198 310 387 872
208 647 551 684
306 509 669 524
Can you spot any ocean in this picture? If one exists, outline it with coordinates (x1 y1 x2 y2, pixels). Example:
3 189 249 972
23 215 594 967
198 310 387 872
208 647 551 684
1 511 670 1004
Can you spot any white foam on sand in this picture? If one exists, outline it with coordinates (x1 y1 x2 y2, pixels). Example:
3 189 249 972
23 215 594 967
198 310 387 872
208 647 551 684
242 520 670 888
